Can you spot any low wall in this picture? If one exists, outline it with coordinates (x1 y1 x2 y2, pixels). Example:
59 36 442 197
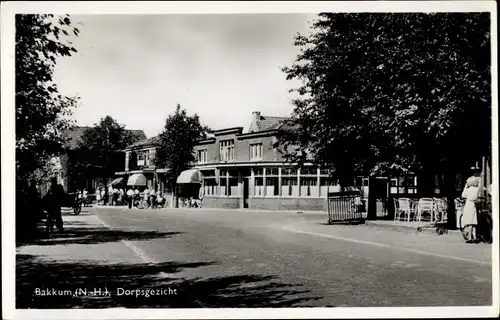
202 197 240 209
249 197 327 211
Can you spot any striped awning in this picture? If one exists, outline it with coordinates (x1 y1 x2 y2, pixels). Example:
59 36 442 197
108 177 125 187
127 174 147 187
176 170 203 184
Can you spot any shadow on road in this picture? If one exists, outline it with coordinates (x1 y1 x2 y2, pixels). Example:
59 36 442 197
16 227 184 247
16 254 321 308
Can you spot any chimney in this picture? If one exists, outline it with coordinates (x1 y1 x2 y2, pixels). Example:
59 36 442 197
252 111 261 122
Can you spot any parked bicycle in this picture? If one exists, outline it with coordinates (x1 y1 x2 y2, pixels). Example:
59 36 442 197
457 198 492 243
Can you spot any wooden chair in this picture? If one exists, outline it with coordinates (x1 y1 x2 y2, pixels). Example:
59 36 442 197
433 198 448 223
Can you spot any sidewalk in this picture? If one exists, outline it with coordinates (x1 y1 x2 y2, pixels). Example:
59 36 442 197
15 212 179 308
281 218 492 266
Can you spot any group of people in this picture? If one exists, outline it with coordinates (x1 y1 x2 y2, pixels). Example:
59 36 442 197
125 187 166 209
95 186 125 206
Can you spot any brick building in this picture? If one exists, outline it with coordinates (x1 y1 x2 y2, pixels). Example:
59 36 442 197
189 111 337 210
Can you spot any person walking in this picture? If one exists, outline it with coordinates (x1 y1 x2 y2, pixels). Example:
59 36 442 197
461 176 481 243
45 177 65 233
127 188 134 209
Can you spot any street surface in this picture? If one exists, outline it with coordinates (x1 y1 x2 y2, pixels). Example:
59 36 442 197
16 206 492 308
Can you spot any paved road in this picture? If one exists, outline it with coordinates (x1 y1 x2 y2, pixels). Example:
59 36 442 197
16 206 492 308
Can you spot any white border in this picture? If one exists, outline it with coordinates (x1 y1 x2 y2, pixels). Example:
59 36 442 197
1 1 498 320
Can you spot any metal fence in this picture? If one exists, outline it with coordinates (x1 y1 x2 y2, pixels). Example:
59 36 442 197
327 190 364 223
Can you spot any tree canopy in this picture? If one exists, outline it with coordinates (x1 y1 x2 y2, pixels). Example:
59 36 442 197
275 13 491 189
16 14 80 186
155 105 209 192
74 116 139 190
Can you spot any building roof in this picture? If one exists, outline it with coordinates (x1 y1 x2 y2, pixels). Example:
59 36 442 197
62 126 147 150
126 135 161 149
255 115 289 132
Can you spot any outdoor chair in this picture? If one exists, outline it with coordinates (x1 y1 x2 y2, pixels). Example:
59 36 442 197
394 198 416 222
433 198 448 223
416 198 435 222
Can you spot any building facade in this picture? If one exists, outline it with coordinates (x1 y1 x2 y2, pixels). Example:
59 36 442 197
54 126 147 192
191 112 337 211
117 136 169 192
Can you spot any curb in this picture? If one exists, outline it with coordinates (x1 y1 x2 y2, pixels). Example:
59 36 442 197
92 205 328 215
364 220 460 235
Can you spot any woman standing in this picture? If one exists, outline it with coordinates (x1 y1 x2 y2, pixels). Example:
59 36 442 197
461 176 480 243
96 187 101 205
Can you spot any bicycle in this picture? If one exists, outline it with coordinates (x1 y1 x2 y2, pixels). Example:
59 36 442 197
73 198 83 215
458 200 492 243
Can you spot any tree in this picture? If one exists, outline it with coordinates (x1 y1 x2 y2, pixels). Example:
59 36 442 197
16 14 80 186
76 116 139 202
275 13 491 226
16 14 80 240
155 105 209 207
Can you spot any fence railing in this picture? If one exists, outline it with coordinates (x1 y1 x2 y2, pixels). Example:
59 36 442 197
327 190 364 224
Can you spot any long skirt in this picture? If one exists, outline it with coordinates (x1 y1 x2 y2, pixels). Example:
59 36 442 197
462 200 478 226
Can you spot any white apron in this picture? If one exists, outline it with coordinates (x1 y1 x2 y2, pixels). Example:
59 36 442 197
461 185 479 226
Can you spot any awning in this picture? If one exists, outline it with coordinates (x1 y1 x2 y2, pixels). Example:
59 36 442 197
108 177 125 187
127 173 147 187
176 169 203 184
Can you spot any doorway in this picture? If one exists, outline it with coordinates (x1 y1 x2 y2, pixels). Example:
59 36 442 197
243 178 249 208
367 177 389 220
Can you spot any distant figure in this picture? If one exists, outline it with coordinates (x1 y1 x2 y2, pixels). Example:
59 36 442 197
127 188 134 209
144 188 150 207
149 190 157 209
108 185 113 205
119 188 125 205
45 177 64 233
100 188 106 205
26 179 41 233
134 188 140 206
83 188 88 206
112 187 119 206
96 187 102 205
461 176 480 243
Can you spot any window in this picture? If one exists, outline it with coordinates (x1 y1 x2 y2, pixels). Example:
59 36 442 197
219 169 239 196
137 150 150 166
201 170 217 196
390 176 417 194
281 167 298 197
320 176 338 196
220 140 235 161
250 143 263 160
197 149 208 163
300 177 319 197
265 167 279 196
300 167 317 176
253 168 264 196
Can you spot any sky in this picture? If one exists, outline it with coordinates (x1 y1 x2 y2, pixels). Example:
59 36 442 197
53 14 317 138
